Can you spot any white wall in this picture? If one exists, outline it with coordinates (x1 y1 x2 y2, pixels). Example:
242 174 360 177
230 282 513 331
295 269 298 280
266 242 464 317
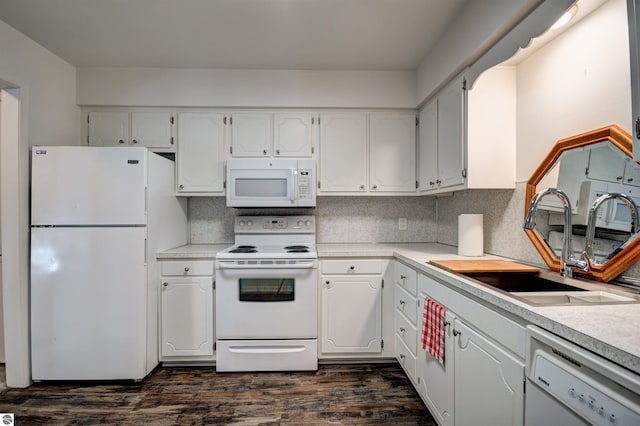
0 20 79 146
0 18 79 387
76 68 416 108
415 0 540 106
516 0 631 181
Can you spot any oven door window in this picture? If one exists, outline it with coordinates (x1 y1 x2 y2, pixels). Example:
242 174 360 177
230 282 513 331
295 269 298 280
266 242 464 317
239 278 295 302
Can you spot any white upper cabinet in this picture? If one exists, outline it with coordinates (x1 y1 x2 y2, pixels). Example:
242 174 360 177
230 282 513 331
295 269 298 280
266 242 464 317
320 112 416 194
417 74 465 193
418 67 516 194
273 112 315 157
418 100 439 191
436 75 465 190
369 113 416 192
88 111 175 151
177 112 225 195
229 112 315 158
319 113 369 193
229 112 273 157
131 112 174 150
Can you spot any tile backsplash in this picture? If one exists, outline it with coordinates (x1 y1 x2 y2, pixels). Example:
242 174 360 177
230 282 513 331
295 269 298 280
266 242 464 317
189 196 437 244
435 183 544 266
436 182 640 279
187 185 639 280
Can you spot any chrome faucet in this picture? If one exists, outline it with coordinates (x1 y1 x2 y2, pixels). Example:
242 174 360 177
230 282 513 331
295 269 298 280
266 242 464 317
523 188 588 278
584 193 640 263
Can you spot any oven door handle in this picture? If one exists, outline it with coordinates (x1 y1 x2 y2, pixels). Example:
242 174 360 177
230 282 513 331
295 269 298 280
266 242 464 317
215 260 317 269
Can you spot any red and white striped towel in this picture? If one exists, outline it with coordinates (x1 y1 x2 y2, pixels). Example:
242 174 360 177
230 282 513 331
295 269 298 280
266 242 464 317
421 297 446 364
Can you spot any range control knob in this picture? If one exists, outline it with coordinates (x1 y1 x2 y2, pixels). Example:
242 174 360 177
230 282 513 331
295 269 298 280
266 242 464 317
297 220 304 227
305 220 311 227
246 220 253 227
239 220 246 227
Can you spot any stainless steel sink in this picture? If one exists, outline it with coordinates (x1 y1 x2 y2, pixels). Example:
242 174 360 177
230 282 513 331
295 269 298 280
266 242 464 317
513 291 637 306
460 271 640 306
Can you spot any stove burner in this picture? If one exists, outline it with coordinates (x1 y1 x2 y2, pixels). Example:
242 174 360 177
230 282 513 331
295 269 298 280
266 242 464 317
229 246 258 253
284 245 309 250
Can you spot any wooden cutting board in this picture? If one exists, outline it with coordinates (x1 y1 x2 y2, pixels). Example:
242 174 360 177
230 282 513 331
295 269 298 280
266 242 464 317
429 259 540 274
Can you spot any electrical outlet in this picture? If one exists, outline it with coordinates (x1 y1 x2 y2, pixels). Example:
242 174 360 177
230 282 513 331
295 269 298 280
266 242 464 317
398 218 408 231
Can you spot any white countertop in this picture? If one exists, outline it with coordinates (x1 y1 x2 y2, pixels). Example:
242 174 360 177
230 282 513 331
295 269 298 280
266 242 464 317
157 244 231 259
158 242 640 375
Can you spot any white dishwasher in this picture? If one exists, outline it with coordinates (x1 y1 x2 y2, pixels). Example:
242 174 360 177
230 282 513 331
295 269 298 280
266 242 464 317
525 326 640 426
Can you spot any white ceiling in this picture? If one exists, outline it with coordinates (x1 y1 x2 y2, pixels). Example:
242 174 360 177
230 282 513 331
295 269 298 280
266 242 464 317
0 0 467 71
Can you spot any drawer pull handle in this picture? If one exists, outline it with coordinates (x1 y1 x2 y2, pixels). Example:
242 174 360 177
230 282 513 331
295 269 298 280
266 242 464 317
399 327 405 333
184 267 190 272
399 354 406 360
163 282 168 287
443 320 451 327
400 274 406 280
399 300 405 305
453 329 461 337
349 266 355 270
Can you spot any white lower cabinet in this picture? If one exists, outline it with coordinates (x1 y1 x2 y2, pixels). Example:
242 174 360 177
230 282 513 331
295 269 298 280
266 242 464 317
321 275 382 353
319 258 393 359
452 319 524 426
416 303 455 426
394 260 419 384
159 260 215 361
410 272 526 426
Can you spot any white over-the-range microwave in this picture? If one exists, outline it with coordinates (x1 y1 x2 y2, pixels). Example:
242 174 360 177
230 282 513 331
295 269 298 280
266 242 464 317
549 180 640 232
226 158 316 208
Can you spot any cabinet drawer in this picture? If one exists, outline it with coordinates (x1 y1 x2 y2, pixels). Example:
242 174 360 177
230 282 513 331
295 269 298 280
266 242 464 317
395 310 417 355
395 262 417 295
321 259 383 275
161 260 214 276
395 284 417 325
396 335 417 384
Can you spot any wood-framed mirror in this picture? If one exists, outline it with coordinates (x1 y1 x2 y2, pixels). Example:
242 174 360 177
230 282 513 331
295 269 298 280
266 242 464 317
524 125 640 282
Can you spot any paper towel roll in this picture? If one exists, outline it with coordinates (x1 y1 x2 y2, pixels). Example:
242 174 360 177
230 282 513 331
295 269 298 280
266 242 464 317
458 214 484 257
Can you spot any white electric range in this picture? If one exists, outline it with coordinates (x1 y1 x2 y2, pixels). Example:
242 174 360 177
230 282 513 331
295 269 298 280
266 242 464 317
215 215 318 372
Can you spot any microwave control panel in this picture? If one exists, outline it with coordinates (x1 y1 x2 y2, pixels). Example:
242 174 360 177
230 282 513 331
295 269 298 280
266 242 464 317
297 170 313 200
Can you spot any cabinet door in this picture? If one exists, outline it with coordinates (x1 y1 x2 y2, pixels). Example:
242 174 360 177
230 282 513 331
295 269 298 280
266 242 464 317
587 144 627 183
417 299 455 426
273 112 314 157
437 76 466 189
453 319 525 426
624 158 640 187
369 113 416 192
160 277 214 357
230 112 273 157
88 111 129 146
319 113 368 192
131 112 174 150
320 275 382 353
418 100 439 192
177 112 225 194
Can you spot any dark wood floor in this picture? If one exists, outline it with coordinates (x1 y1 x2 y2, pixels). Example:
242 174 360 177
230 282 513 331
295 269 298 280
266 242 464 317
0 363 436 425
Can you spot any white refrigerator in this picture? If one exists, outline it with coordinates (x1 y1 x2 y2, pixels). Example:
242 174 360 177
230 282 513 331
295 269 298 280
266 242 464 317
30 146 188 380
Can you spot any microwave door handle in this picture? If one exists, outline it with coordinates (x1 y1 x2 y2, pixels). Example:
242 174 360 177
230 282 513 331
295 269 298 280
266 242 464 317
291 169 297 203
